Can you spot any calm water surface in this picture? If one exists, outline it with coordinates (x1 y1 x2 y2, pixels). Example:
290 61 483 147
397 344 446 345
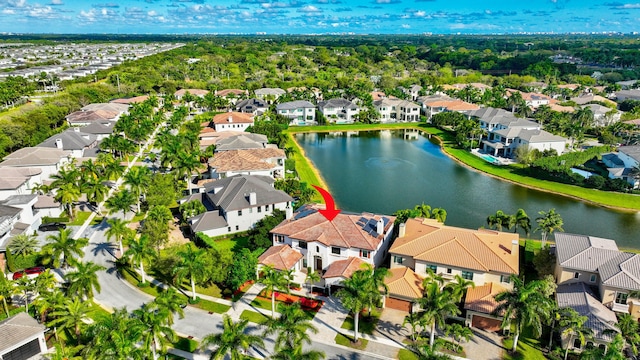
295 130 640 250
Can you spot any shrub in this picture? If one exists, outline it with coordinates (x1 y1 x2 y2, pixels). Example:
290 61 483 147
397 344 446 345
6 250 40 272
584 174 605 189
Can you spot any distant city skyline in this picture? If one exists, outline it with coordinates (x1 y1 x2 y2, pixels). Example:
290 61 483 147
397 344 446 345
0 0 639 35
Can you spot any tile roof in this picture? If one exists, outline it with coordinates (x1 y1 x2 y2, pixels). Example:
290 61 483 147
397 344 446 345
555 233 620 272
389 218 519 274
255 88 286 96
598 252 640 290
556 282 619 342
214 134 269 151
0 312 45 353
271 204 395 251
276 100 315 110
34 195 58 209
423 99 479 111
202 175 292 212
384 266 424 300
38 129 97 151
0 167 41 190
0 147 71 167
464 282 507 315
236 98 268 112
110 95 149 104
208 148 284 173
216 89 247 97
188 211 228 233
618 145 640 163
323 257 367 279
81 103 129 113
258 245 303 271
175 88 209 97
66 109 120 123
318 98 358 110
78 121 115 135
516 129 567 143
212 112 254 125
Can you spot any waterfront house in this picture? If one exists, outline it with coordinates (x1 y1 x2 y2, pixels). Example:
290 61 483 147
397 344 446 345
276 100 316 125
373 98 421 122
211 112 254 133
207 148 285 179
235 98 268 115
317 98 360 124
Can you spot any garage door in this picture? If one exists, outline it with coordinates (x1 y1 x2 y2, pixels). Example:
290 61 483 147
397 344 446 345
386 297 412 312
471 315 502 332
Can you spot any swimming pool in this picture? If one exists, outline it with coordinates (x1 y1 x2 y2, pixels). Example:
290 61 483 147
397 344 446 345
480 154 501 165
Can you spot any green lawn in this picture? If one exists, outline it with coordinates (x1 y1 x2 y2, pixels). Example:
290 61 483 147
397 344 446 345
203 235 249 252
503 328 547 360
397 348 418 360
67 211 92 226
340 310 380 335
188 298 231 314
250 296 317 320
334 333 368 350
239 309 269 325
87 300 112 320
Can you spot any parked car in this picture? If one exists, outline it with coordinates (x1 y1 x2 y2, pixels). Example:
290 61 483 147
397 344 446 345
12 266 46 280
38 222 66 232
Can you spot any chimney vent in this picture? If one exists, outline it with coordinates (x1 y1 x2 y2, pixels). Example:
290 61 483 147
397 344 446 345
398 223 406 238
55 139 63 149
512 239 519 255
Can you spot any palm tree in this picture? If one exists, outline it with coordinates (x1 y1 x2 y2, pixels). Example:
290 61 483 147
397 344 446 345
49 297 92 342
15 276 35 312
513 208 531 236
0 275 13 317
42 228 88 269
124 166 151 213
124 234 156 284
105 217 132 256
65 261 105 300
47 343 84 360
493 275 556 353
105 189 136 218
263 302 318 351
173 150 200 193
200 314 264 360
7 233 38 257
82 177 109 215
259 265 290 318
535 208 564 248
444 323 473 351
305 267 320 294
445 274 475 302
431 208 447 223
414 203 432 218
34 288 65 324
606 312 640 356
419 278 461 349
580 333 626 360
486 210 514 231
133 303 176 359
84 307 146 359
54 182 81 219
558 307 593 360
407 342 453 360
403 312 422 342
152 287 185 326
173 245 208 301
335 269 370 342
362 265 390 316
147 205 173 224
271 345 325 360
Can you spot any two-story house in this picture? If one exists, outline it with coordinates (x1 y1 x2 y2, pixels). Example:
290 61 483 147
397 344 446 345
0 147 71 180
37 128 99 159
606 145 640 188
373 98 422 122
235 98 268 115
317 98 360 124
0 167 42 201
555 232 640 319
421 98 479 120
181 175 292 238
211 112 254 133
388 218 519 329
276 101 316 125
262 204 395 292
254 88 286 103
207 148 285 179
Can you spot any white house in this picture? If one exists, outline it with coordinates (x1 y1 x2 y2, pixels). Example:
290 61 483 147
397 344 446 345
37 128 99 158
317 98 360 124
607 146 640 188
0 313 47 360
182 175 292 238
0 167 42 201
208 148 285 179
254 88 286 103
263 204 395 291
211 112 254 133
0 147 71 180
276 100 316 125
373 98 422 122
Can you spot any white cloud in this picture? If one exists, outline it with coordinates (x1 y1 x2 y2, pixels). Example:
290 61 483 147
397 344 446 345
401 23 410 28
299 5 320 12
50 0 63 4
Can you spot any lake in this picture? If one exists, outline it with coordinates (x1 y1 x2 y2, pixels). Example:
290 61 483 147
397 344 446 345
295 130 640 250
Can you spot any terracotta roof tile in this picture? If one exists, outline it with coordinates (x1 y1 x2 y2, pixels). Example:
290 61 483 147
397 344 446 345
323 257 367 279
271 205 395 251
212 112 254 124
110 95 149 104
464 282 507 314
385 267 424 300
175 89 209 97
390 218 519 274
258 245 303 271
207 148 284 172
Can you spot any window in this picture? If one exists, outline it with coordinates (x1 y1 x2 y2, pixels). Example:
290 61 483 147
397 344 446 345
446 268 452 274
500 275 511 284
589 274 597 283
237 210 242 216
360 250 371 258
316 246 319 252
461 271 474 280
573 338 582 349
299 241 307 249
227 227 231 232
574 272 580 279
235 225 239 231
275 235 284 243
302 259 307 268
257 206 262 213
427 264 437 273
331 247 341 255
615 292 628 305
393 256 404 265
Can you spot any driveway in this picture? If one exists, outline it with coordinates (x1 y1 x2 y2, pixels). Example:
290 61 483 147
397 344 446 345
462 328 504 360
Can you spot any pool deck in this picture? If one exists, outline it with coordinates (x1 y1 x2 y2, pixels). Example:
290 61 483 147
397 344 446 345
471 149 514 166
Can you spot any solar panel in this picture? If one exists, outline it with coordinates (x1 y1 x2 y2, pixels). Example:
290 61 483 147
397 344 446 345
294 208 316 220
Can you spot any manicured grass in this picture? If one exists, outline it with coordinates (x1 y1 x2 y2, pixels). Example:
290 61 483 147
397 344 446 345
239 309 269 325
188 298 231 314
204 235 249 252
192 283 223 298
397 348 419 360
172 336 199 353
131 212 146 222
118 265 163 297
284 134 324 203
67 211 92 226
87 300 112 320
503 328 547 360
334 333 368 350
340 310 380 335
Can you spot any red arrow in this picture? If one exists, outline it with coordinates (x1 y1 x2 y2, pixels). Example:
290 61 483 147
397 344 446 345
312 185 341 222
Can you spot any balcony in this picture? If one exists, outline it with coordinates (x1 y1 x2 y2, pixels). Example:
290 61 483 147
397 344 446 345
611 302 629 313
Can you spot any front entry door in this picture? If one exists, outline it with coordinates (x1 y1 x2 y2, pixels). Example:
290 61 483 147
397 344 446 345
315 256 323 272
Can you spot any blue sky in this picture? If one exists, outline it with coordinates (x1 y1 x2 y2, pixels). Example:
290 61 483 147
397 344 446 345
0 0 638 34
